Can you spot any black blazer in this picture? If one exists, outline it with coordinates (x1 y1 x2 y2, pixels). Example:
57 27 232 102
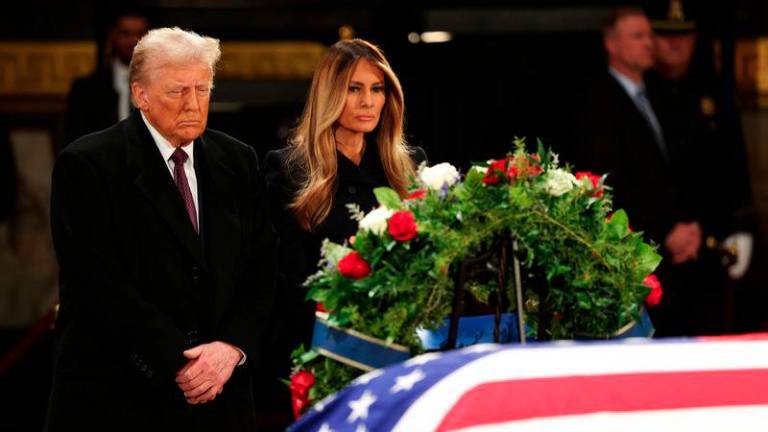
571 71 690 244
46 110 277 431
63 68 120 146
261 144 426 366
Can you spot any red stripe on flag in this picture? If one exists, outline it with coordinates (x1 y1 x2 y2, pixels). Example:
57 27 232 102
436 369 768 431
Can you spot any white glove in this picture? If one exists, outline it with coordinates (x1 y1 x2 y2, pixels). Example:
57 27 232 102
723 232 753 280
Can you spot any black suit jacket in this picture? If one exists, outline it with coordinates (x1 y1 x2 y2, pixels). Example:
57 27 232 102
63 68 120 146
256 145 426 426
571 71 690 244
46 110 277 431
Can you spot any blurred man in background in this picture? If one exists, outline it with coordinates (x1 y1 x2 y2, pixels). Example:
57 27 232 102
63 6 150 145
572 6 722 336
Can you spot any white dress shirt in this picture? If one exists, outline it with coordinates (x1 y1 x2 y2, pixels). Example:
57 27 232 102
112 59 131 121
140 112 200 229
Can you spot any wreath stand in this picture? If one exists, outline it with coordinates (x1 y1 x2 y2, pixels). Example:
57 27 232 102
444 232 552 350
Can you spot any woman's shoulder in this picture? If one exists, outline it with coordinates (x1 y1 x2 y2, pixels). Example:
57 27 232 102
409 146 428 167
264 147 289 170
264 147 301 190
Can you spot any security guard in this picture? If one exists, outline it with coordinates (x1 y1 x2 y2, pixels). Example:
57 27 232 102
645 0 755 335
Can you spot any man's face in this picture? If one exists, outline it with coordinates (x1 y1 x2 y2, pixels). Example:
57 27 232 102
132 64 212 147
654 33 696 72
605 15 654 73
112 15 149 65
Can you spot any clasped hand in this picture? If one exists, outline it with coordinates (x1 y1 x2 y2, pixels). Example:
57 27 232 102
665 221 702 264
175 341 242 405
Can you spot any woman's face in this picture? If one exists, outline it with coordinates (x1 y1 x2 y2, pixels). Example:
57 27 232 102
336 59 386 136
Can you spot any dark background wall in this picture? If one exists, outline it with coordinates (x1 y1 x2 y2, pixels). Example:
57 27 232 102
0 0 761 165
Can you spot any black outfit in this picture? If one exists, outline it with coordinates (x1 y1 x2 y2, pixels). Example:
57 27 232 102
646 69 753 239
258 144 426 429
571 71 689 244
571 70 725 336
647 68 756 334
46 110 277 431
63 67 121 146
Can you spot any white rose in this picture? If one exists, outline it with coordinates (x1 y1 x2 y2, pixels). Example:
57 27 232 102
419 162 460 190
358 206 393 235
544 169 578 197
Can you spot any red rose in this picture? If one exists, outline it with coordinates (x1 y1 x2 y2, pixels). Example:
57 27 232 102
643 274 663 307
315 303 326 313
289 370 315 419
405 189 427 201
388 210 418 241
528 164 543 177
482 158 509 185
575 171 604 197
338 251 371 279
507 163 519 180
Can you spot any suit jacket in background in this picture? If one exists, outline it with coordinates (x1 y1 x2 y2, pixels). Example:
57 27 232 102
46 110 277 431
63 68 120 147
571 71 690 245
646 69 754 238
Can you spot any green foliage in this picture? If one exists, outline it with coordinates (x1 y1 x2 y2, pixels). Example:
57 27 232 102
292 140 661 402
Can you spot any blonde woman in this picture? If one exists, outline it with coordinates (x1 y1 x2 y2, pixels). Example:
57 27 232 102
260 38 425 425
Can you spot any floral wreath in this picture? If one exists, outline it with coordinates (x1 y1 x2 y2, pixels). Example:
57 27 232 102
289 139 663 415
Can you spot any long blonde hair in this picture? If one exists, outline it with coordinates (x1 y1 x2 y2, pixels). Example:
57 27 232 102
287 38 415 231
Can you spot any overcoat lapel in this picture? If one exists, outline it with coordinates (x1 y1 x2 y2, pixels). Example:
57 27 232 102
195 134 240 327
124 111 207 269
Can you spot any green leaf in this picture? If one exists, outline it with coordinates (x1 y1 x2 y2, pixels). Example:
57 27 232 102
374 187 403 210
635 242 662 275
606 209 630 239
299 350 319 364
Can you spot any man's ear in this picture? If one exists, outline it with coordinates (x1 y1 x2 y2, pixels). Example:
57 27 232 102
603 36 615 58
131 82 149 111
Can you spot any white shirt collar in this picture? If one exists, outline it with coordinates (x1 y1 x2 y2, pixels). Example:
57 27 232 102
140 111 195 165
608 67 644 98
112 59 130 90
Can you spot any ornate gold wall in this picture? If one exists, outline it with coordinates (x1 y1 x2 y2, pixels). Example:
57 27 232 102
0 40 325 113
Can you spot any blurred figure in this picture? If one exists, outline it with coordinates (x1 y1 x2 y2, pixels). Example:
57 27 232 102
63 6 150 145
572 7 676 245
572 7 719 336
646 0 757 334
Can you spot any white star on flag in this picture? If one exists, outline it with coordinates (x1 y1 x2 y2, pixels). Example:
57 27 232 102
390 369 426 394
355 425 368 432
404 352 441 367
318 423 333 432
347 390 377 423
353 368 384 385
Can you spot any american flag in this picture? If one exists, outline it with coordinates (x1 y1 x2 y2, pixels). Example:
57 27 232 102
290 334 768 431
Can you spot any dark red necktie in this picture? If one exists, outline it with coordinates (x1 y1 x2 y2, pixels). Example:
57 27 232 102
170 147 198 233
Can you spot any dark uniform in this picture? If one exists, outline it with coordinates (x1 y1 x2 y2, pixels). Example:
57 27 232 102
644 0 756 335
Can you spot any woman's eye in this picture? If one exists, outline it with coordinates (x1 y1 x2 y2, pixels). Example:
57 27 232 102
348 86 360 93
372 85 385 93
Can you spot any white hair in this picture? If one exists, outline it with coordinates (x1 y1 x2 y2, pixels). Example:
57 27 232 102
129 27 221 85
